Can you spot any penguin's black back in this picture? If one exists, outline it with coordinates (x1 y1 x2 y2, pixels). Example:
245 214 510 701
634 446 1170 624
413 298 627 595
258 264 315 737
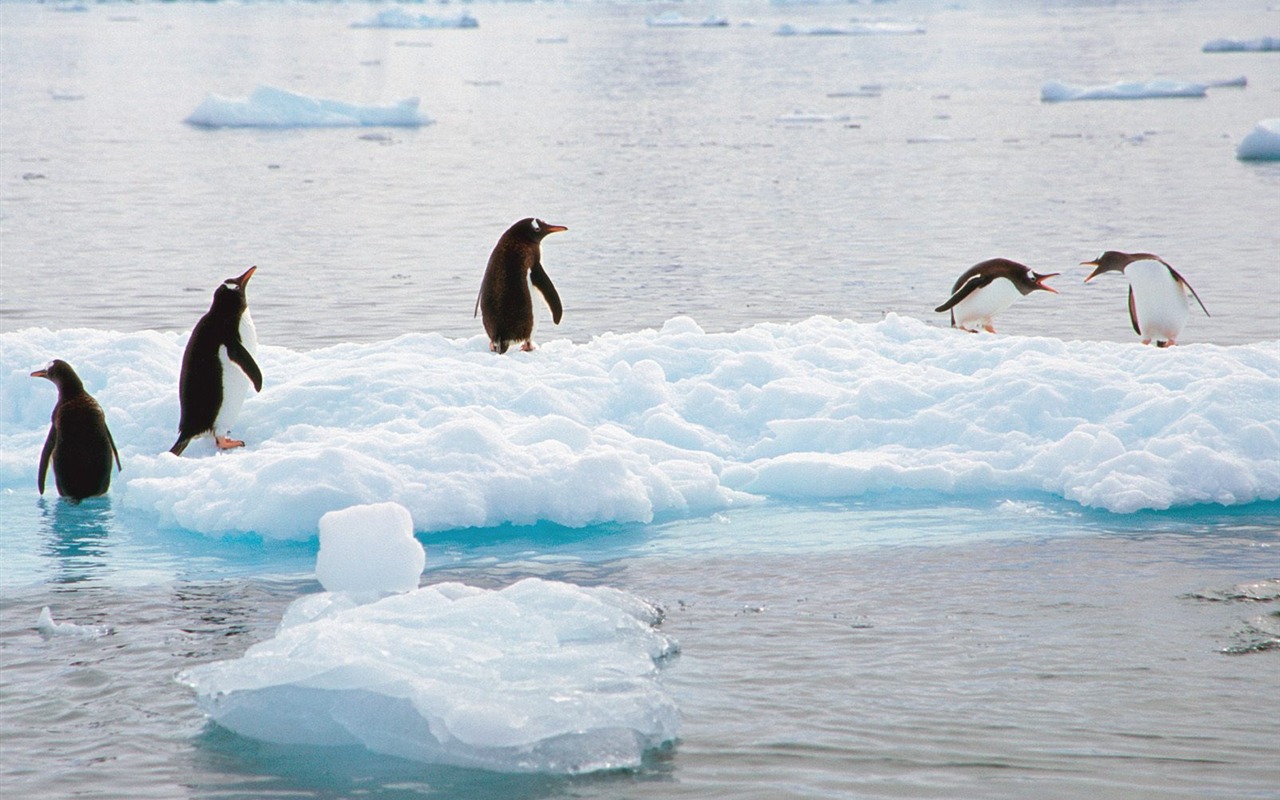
174 311 233 446
36 361 120 500
478 227 539 352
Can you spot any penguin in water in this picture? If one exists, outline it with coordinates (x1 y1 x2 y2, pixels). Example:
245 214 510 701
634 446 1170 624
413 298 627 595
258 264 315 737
31 360 122 500
934 258 1059 333
170 266 262 456
475 218 566 353
1082 251 1209 347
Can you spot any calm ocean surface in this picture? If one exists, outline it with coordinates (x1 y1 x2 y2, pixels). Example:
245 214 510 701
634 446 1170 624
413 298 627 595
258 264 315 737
2 1 1279 798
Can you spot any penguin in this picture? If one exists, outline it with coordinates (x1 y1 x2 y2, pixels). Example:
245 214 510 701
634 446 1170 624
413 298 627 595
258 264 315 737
170 266 262 456
474 218 566 353
934 258 1059 333
31 360 122 500
1082 251 1209 347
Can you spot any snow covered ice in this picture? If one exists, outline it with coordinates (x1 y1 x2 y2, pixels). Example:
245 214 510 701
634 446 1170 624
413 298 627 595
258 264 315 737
178 573 679 774
1040 76 1246 102
185 86 430 129
4 317 1278 540
316 503 425 594
1237 118 1280 161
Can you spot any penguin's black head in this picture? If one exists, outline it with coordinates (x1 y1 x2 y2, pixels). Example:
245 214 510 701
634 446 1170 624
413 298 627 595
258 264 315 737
209 266 256 314
512 218 568 243
1082 251 1135 282
31 359 85 394
1020 269 1059 296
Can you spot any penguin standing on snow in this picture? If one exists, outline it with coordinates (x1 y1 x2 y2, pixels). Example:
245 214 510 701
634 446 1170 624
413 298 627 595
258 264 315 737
1082 251 1209 347
170 266 262 455
934 258 1059 333
475 218 566 353
31 360 122 500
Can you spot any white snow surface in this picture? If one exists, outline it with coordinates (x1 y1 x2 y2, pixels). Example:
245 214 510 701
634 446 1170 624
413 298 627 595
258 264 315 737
1237 118 1280 161
316 503 425 593
185 86 429 128
178 577 679 773
351 9 477 29
4 316 1278 539
1040 76 1246 102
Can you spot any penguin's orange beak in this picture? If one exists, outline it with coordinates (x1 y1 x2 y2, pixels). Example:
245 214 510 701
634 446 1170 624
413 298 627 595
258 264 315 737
543 224 568 234
30 368 48 379
232 265 257 287
1035 272 1060 293
1081 261 1103 283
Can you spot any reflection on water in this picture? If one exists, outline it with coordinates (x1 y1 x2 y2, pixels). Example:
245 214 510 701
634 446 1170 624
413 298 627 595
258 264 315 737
38 495 116 584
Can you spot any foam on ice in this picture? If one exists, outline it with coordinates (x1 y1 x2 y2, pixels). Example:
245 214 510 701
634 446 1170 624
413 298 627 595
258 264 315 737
1040 76 1246 102
351 9 478 29
3 316 1278 538
178 576 679 773
1237 118 1280 161
185 86 430 128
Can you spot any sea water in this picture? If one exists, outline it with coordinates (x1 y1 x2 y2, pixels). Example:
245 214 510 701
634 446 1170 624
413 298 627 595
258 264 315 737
2 1 1279 798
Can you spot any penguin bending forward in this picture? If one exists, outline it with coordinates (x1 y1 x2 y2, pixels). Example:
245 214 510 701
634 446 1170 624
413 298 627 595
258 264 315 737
32 360 122 500
170 266 262 456
1082 251 1209 347
475 218 566 353
935 258 1059 333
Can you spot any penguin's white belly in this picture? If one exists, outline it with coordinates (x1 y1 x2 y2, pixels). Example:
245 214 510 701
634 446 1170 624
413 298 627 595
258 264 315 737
953 278 1022 327
214 311 257 436
1127 262 1188 342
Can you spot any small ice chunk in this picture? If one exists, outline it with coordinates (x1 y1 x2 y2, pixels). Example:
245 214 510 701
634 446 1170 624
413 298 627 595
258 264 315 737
36 607 109 638
185 86 431 129
1237 118 1280 161
179 578 680 774
646 12 729 28
315 502 424 594
1202 36 1280 52
1041 78 1208 102
351 9 478 30
775 21 925 36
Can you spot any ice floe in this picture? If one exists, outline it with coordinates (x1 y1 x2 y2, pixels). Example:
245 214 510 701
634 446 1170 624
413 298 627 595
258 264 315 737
775 21 925 36
646 11 729 28
1237 118 1280 161
1202 36 1280 52
351 9 478 30
179 572 678 773
36 607 110 638
1040 76 1246 102
3 317 1277 539
185 86 430 129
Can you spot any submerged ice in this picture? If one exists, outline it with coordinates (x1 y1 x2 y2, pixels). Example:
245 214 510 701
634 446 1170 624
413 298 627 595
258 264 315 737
179 574 679 773
2 316 1278 539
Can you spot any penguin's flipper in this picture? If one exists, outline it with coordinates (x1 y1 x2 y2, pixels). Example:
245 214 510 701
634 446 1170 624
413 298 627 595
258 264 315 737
474 292 482 319
226 342 263 392
38 426 55 494
934 274 992 314
530 262 563 324
1161 262 1210 317
1128 286 1142 336
107 425 122 473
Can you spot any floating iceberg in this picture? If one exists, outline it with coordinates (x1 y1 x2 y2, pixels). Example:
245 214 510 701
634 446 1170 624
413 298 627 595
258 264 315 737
179 576 679 774
1202 36 1280 52
775 21 925 36
315 503 424 594
646 11 729 28
1040 76 1246 102
185 86 430 129
1237 118 1280 161
351 9 478 30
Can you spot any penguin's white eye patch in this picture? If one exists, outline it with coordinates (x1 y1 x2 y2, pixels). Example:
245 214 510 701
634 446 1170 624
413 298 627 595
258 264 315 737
224 281 238 290
531 219 541 232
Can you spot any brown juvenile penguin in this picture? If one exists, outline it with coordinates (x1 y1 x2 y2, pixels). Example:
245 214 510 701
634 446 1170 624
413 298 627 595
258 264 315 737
474 218 566 353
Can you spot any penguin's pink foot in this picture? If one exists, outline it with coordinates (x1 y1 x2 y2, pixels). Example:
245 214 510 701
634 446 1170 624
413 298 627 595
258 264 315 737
521 341 537 352
1157 339 1176 348
983 323 997 334
489 341 498 352
215 435 245 450
1141 338 1152 345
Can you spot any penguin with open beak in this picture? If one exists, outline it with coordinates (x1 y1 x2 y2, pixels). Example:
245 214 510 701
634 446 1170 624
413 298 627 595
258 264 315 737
935 258 1059 333
1082 251 1208 347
